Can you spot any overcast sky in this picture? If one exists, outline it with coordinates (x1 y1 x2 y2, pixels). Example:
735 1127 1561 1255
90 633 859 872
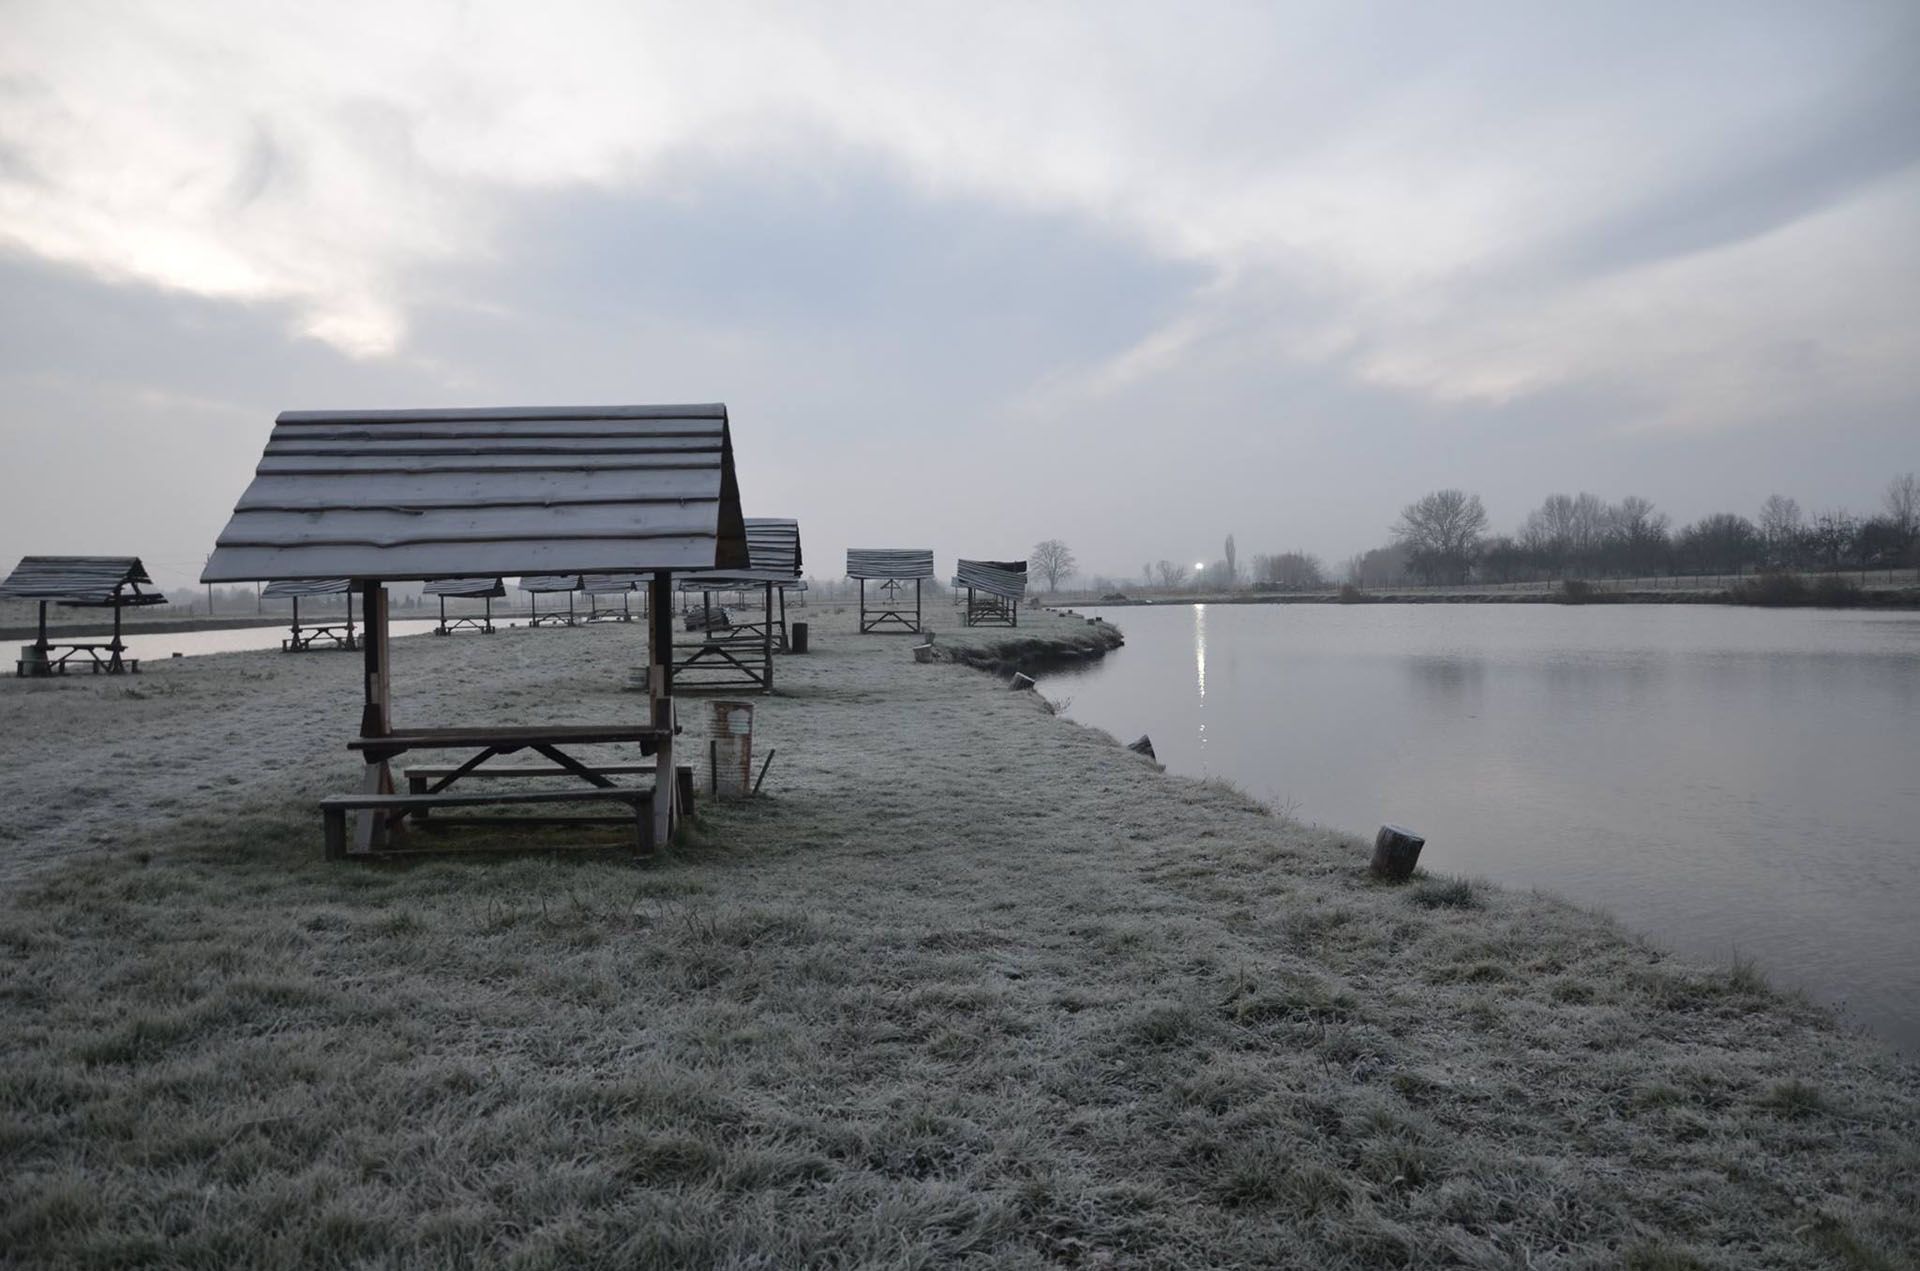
3 1 1916 588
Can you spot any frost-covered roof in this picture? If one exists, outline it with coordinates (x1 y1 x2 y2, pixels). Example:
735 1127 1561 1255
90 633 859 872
956 558 1028 600
0 556 167 606
423 577 506 598
261 578 351 599
202 404 748 582
846 548 934 580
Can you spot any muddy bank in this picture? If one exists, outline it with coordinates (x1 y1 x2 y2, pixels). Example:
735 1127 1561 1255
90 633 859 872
920 609 1123 675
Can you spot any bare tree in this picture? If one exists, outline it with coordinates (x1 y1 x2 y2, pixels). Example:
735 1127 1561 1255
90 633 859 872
1392 489 1489 584
1153 560 1189 589
1885 473 1918 537
1759 493 1803 566
1030 539 1076 592
1251 551 1325 588
1223 534 1237 587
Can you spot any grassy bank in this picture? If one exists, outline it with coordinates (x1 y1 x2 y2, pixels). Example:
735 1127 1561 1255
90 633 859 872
1 606 1915 1268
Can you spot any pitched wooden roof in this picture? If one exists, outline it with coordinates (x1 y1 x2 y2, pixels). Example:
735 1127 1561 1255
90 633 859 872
846 548 934 580
956 558 1028 600
261 578 351 598
423 577 506 598
202 404 748 582
684 517 803 587
0 556 167 605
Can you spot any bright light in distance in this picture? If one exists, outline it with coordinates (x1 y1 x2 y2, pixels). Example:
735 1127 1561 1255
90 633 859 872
1194 561 1205 569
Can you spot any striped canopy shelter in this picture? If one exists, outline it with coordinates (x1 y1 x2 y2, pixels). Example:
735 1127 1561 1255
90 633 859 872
677 517 804 684
519 574 583 627
424 576 505 636
582 573 649 623
3 556 168 674
956 559 1028 627
262 578 356 652
846 547 934 635
201 403 749 854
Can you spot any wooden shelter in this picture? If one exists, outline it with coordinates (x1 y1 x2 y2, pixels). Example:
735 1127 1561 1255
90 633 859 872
519 574 582 627
957 558 1027 627
582 573 647 623
425 576 505 635
202 403 748 856
847 548 934 634
674 517 802 691
3 556 168 676
262 577 357 650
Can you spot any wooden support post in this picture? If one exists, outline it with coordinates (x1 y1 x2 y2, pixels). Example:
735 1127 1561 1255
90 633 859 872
346 588 355 645
763 582 774 690
649 572 675 849
290 595 302 648
915 577 923 633
355 582 394 853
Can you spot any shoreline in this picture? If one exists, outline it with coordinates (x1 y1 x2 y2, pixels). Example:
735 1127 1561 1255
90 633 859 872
1 604 1914 1264
1058 586 1920 609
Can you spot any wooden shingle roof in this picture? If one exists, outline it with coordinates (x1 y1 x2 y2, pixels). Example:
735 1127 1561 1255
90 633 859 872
202 404 748 582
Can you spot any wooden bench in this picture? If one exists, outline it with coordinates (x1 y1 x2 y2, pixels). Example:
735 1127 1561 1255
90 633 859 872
403 762 655 795
320 786 653 859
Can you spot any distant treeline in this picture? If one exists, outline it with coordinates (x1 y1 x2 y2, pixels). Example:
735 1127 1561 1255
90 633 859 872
1349 476 1919 587
1067 474 1919 596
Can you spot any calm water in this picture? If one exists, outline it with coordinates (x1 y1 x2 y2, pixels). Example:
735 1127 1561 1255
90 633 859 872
1048 604 1920 1051
112 619 441 661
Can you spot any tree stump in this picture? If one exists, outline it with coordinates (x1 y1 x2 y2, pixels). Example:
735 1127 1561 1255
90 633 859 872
1371 825 1425 880
1127 735 1156 759
1010 672 1036 690
912 643 936 664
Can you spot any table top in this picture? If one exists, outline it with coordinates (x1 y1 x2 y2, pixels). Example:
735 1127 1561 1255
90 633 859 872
350 724 670 751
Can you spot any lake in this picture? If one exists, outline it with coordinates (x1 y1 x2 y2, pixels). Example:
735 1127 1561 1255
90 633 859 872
1045 604 1920 1052
113 619 443 661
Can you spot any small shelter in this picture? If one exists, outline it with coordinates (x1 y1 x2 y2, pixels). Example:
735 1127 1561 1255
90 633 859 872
3 556 168 675
582 573 647 623
263 578 357 651
957 558 1027 627
847 548 934 634
202 403 747 855
675 517 803 691
425 576 505 635
519 575 583 627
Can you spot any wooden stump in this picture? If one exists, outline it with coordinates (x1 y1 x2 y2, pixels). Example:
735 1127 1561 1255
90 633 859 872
912 643 936 663
1371 825 1426 880
1127 735 1156 759
1010 672 1036 691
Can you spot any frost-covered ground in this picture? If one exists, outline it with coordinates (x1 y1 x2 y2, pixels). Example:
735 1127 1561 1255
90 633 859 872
1 603 1915 1267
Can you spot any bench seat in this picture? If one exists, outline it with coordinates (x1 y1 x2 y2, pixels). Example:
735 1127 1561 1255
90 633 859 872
320 786 653 858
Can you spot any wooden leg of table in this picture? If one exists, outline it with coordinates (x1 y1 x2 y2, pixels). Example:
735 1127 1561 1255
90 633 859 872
353 759 392 853
324 805 347 860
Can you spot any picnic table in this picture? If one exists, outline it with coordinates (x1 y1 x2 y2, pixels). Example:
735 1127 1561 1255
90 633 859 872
329 722 671 856
17 641 140 676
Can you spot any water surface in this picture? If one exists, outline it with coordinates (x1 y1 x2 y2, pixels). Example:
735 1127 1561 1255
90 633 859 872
1048 604 1920 1051
114 620 442 661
